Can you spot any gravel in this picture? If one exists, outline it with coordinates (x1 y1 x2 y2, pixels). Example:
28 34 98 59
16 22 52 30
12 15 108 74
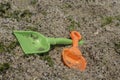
0 0 120 80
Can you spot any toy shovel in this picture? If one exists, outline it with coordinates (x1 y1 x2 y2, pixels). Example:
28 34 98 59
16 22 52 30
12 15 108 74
62 31 87 71
13 31 83 54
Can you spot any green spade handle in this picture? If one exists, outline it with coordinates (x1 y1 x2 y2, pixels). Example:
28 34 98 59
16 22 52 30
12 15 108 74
47 38 84 45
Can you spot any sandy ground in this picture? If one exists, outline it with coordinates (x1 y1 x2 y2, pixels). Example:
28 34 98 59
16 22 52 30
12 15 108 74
0 0 120 80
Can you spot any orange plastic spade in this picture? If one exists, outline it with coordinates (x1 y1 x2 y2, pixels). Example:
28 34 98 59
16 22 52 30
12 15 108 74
62 31 87 71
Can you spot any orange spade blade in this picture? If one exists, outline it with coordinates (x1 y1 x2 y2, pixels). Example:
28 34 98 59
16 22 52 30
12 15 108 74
62 48 86 71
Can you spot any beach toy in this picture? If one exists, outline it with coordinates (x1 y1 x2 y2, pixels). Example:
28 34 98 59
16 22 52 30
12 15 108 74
62 31 86 71
13 31 83 54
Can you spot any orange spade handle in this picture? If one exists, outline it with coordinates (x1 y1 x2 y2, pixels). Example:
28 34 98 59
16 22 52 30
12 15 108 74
70 31 82 47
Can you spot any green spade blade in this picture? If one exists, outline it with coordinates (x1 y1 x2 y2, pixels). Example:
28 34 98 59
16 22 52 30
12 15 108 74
13 31 84 54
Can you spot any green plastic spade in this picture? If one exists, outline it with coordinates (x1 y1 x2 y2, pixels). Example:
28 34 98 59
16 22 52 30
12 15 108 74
13 31 84 54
